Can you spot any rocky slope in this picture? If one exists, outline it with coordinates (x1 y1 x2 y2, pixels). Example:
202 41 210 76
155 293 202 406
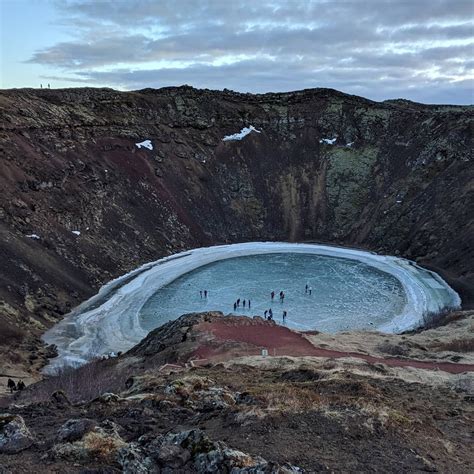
0 86 472 372
1 312 472 472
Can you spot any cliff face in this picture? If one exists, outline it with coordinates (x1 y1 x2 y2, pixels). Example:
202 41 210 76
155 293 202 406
0 86 472 348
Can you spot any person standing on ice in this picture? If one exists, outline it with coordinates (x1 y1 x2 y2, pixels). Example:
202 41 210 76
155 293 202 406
305 284 308 294
308 286 312 295
264 310 268 318
234 302 237 311
200 290 202 298
271 291 275 300
248 300 251 309
243 299 246 308
269 308 273 319
237 298 240 307
283 310 287 321
204 290 208 298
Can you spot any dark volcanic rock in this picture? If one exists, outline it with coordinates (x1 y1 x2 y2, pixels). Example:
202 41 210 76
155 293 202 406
0 86 472 366
128 311 221 359
56 418 97 443
0 414 34 454
124 428 300 473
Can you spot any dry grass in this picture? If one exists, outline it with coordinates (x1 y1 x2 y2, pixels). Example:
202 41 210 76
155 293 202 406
83 432 125 462
247 382 323 413
357 402 415 428
430 338 474 353
376 342 409 356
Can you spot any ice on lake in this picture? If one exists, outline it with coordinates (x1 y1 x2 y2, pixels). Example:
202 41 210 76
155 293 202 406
139 253 406 332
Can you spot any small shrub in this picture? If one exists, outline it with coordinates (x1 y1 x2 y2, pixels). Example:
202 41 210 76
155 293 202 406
14 358 134 404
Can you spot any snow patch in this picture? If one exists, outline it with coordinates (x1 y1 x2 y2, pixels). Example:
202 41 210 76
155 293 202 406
72 230 81 236
346 142 354 147
223 126 261 141
320 137 337 145
26 234 40 240
135 140 153 150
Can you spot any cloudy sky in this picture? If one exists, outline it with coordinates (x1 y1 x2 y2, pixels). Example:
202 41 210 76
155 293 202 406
1 0 473 103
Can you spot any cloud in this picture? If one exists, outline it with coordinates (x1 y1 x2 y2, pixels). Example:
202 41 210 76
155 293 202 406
27 0 474 103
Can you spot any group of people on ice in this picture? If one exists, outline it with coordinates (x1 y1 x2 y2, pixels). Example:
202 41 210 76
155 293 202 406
233 290 291 322
199 283 315 323
233 298 251 310
263 308 286 321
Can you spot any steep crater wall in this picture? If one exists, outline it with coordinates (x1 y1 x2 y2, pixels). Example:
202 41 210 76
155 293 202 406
0 86 472 354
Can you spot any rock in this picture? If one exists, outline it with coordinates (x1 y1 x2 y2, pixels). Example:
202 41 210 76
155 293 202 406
165 375 213 395
52 428 125 463
140 429 297 473
0 414 35 454
142 429 209 467
154 442 191 468
45 344 59 359
117 443 158 474
57 418 97 443
235 391 258 405
93 392 122 403
51 441 89 462
164 375 236 411
50 390 71 406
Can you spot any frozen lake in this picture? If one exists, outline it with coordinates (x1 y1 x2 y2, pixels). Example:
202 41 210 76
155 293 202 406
43 242 461 372
139 253 406 332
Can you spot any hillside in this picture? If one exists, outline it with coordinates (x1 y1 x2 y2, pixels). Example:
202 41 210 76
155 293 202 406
1 312 473 472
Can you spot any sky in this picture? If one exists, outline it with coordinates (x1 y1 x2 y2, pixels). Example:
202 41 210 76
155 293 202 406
0 0 473 104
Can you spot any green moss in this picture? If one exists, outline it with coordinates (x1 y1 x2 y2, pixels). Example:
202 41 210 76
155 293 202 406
324 101 343 114
325 146 378 232
354 107 390 121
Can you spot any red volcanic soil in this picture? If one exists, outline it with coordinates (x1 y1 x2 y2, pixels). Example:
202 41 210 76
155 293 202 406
193 317 474 374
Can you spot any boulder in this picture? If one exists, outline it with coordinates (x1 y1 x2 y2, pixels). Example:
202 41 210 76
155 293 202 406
51 419 125 463
57 418 97 443
140 429 300 473
50 390 71 406
0 414 35 454
117 443 158 474
165 376 236 411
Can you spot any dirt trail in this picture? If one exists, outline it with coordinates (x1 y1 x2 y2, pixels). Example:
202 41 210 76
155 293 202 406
195 320 474 374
